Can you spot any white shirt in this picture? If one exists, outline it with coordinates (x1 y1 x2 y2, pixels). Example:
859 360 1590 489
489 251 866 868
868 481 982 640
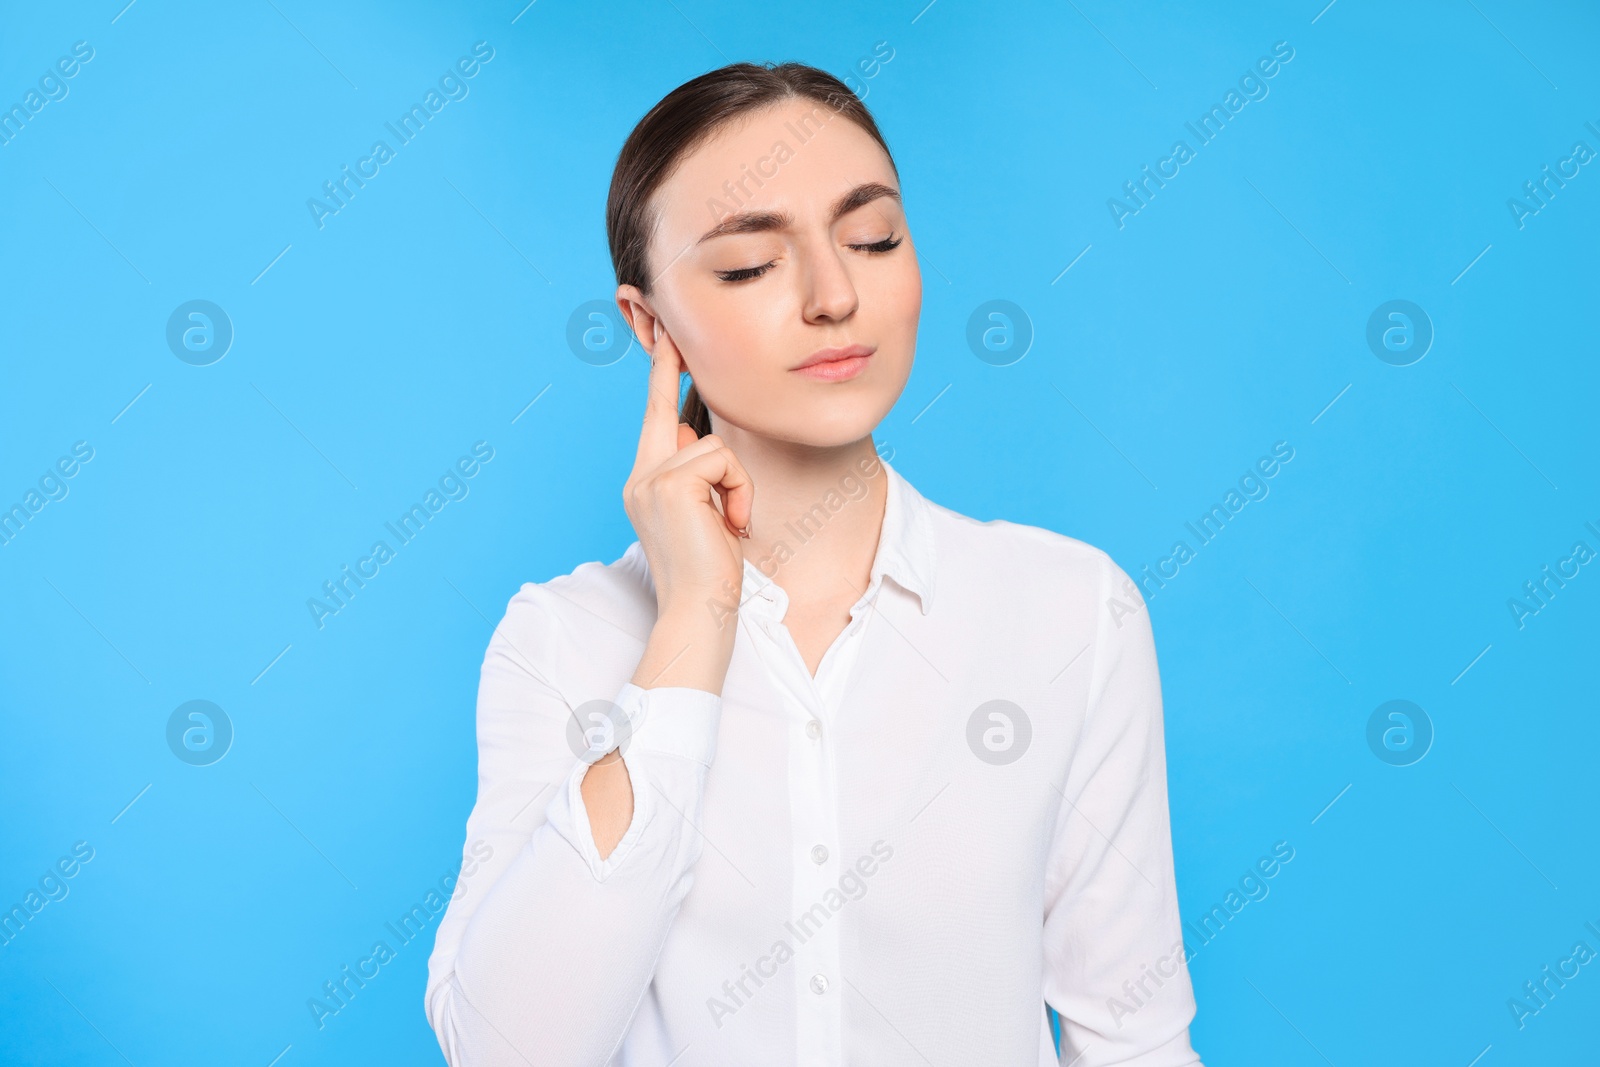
425 454 1204 1067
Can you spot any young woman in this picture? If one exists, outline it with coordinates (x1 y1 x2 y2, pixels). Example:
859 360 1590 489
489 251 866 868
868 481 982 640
426 62 1204 1067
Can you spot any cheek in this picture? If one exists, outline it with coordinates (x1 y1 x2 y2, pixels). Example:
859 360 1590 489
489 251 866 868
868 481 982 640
869 256 922 354
677 298 772 390
875 249 922 324
900 267 923 326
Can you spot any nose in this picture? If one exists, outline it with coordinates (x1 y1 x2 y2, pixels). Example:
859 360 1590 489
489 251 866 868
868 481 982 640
799 239 860 325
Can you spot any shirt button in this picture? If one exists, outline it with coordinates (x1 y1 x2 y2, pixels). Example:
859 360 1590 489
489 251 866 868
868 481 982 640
810 973 829 995
810 844 829 865
805 719 822 739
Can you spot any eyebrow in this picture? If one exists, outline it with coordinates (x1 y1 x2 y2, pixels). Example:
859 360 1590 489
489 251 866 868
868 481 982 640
695 181 902 245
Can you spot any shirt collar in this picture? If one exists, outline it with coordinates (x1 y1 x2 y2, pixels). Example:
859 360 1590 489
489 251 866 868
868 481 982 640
741 453 937 618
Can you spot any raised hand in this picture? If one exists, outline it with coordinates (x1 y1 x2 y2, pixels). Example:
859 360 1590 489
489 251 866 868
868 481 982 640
622 322 755 629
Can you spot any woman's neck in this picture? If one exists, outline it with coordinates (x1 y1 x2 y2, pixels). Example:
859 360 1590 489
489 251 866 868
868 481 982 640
722 431 888 607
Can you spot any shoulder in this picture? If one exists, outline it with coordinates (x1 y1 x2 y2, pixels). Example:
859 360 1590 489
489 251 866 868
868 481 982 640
484 543 657 691
923 494 1137 607
914 495 1157 703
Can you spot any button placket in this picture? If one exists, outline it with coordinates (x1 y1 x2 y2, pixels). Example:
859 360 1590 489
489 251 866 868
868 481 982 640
765 636 845 1066
808 677 846 1065
753 568 865 1067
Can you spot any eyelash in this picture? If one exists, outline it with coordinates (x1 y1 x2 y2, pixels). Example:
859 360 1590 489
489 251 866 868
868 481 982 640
716 232 903 283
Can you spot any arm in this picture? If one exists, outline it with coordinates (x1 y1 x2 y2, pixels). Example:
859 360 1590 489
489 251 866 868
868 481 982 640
1042 555 1205 1067
425 313 751 1064
583 600 744 859
424 583 727 1067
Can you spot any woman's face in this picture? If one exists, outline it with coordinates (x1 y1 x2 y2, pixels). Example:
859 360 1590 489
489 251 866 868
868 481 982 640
617 96 921 448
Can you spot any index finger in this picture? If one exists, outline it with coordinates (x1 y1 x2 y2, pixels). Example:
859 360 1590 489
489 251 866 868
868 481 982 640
634 322 687 473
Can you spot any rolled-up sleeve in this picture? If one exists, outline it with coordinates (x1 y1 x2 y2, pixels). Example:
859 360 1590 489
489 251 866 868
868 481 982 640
425 583 724 1066
1042 555 1204 1066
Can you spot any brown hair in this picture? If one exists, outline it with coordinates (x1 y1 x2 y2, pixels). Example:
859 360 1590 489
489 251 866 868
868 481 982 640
606 62 898 438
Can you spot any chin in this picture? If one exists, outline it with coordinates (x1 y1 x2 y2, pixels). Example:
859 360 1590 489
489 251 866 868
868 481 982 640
711 395 879 447
784 391 901 446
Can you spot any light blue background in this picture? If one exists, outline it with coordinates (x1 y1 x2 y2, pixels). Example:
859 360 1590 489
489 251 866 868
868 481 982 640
2 0 1596 1064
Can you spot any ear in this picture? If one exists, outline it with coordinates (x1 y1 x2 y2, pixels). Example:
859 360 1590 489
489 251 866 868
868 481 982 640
614 284 660 355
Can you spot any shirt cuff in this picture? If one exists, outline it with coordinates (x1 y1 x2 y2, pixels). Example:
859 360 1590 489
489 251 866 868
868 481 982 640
612 682 723 766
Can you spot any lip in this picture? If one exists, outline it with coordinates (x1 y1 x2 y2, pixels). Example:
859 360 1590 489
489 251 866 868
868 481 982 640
792 344 875 381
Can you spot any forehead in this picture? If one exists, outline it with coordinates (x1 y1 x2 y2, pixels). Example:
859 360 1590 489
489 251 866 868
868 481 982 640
651 97 898 238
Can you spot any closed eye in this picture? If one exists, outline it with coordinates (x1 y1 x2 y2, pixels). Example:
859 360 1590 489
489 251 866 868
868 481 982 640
849 233 903 254
716 261 775 283
715 232 903 284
